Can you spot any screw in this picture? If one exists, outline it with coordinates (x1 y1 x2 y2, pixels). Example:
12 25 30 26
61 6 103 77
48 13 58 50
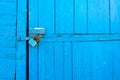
18 38 22 41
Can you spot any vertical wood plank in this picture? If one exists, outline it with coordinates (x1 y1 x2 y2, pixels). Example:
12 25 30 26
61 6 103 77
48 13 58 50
88 0 109 34
91 42 103 80
38 0 54 34
56 0 74 34
112 41 120 80
75 0 87 34
0 59 15 79
45 42 55 80
39 42 46 80
73 42 91 80
29 0 38 28
102 42 112 80
55 42 64 80
91 42 113 80
16 0 27 79
110 0 120 33
64 42 72 80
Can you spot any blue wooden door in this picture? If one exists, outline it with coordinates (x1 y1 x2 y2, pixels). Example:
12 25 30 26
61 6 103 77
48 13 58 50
29 0 120 80
0 0 26 80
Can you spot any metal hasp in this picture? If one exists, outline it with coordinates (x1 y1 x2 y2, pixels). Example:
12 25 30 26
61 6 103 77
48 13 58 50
28 28 45 47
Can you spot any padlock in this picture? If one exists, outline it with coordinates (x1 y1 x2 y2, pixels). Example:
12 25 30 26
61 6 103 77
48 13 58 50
28 38 38 47
28 35 40 47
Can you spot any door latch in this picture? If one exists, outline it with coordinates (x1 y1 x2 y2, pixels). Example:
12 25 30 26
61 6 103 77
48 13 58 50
28 28 45 47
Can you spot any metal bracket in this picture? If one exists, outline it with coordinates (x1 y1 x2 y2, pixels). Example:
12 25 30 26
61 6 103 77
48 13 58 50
18 28 45 47
28 28 45 47
29 27 45 37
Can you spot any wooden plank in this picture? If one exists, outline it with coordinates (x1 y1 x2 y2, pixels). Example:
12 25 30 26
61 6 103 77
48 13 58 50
110 0 120 33
40 34 120 42
29 0 38 29
91 42 113 80
88 0 109 34
45 42 55 80
56 0 74 34
39 42 46 80
16 0 27 79
102 42 112 80
0 36 15 47
75 0 87 34
0 0 17 79
0 15 16 25
0 1 16 9
0 9 16 15
38 0 54 34
0 1 16 15
0 47 15 59
73 42 91 80
64 42 72 80
0 78 14 80
0 58 15 79
0 0 16 2
55 42 64 80
91 42 104 80
0 26 16 35
112 41 120 80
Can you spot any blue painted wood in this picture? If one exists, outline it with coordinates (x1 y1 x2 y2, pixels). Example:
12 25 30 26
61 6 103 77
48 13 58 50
29 0 38 28
29 0 120 80
0 1 16 15
110 0 120 33
56 0 74 34
0 36 15 47
0 0 16 2
75 0 87 34
0 15 16 25
112 41 120 80
55 42 64 80
64 42 72 80
0 9 16 15
91 42 104 80
45 42 55 80
39 42 46 80
0 59 15 80
88 0 109 34
40 34 120 42
16 0 27 79
0 26 16 35
38 0 54 34
0 48 15 59
0 1 16 9
102 42 112 80
29 46 38 80
73 42 91 80
0 0 18 80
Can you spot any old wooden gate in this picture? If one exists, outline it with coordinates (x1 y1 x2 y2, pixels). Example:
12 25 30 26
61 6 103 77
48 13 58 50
0 0 120 80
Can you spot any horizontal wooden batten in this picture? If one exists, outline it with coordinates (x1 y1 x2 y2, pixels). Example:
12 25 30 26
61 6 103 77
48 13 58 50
39 34 120 42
